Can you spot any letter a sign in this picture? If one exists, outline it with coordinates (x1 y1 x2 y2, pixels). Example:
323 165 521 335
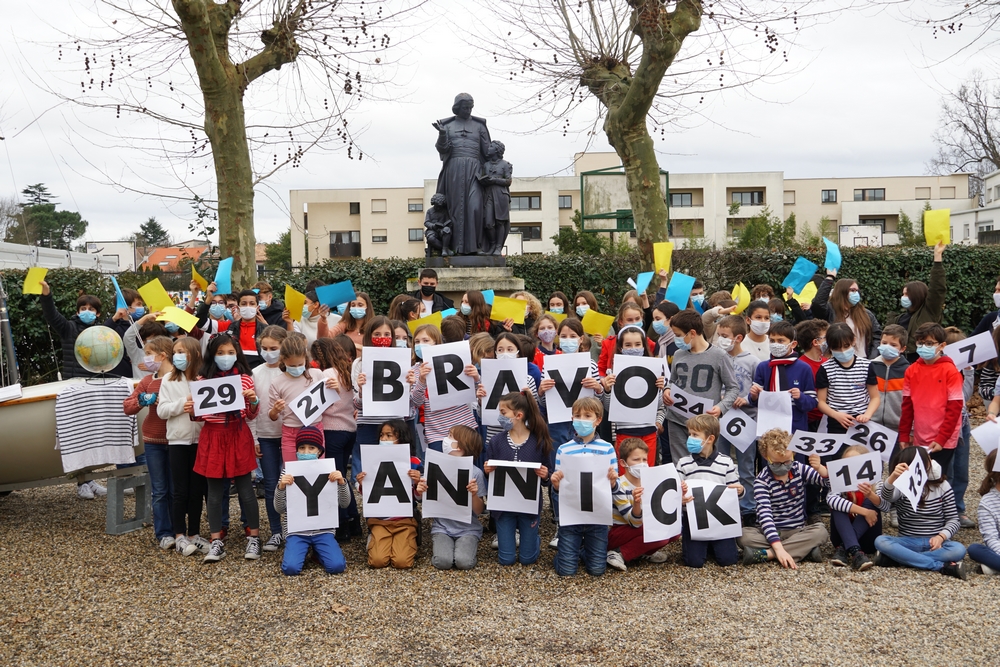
360 444 414 518
284 459 341 534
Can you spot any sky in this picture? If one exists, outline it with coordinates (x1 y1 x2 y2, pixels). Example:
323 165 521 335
0 0 993 246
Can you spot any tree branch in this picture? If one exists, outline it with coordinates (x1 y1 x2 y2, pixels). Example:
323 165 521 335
237 1 304 86
171 0 229 92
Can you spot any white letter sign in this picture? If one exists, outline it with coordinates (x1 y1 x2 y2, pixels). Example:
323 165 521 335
641 463 683 543
190 375 245 417
422 449 475 523
827 451 881 495
542 353 594 423
944 330 997 371
486 460 541 514
480 358 529 427
684 480 743 541
609 355 664 425
362 346 411 418
756 391 793 437
289 376 340 427
284 458 341 534
557 454 613 527
423 341 476 411
360 444 413 518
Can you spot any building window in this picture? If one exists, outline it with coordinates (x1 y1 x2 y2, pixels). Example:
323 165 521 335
330 230 361 258
371 199 387 213
408 228 424 242
821 189 837 203
510 195 541 211
965 225 971 240
671 219 705 237
372 229 388 243
512 223 542 240
783 190 796 205
915 187 931 200
941 186 956 199
731 191 765 206
859 218 886 228
349 202 360 215
558 195 573 209
407 199 423 213
853 188 885 201
669 192 693 207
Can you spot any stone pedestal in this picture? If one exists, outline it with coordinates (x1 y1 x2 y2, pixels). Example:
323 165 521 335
407 266 525 305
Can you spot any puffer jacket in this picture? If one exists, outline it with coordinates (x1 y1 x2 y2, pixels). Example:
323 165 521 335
40 293 100 379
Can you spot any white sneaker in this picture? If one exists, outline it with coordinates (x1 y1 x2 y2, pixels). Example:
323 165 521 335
175 536 198 556
983 564 998 576
606 550 627 572
77 483 95 500
490 535 499 549
647 546 670 563
88 480 107 497
158 536 176 550
548 534 559 549
190 535 212 555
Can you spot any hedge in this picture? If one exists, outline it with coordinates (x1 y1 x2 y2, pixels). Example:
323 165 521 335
3 244 999 385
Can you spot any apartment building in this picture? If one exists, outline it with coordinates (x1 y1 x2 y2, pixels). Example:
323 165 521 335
952 169 1000 243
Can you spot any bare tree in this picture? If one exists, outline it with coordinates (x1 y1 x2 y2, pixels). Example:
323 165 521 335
49 0 419 286
475 0 820 267
929 71 1000 199
0 196 23 243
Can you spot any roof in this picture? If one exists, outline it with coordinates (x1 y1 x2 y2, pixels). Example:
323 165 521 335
140 246 209 271
255 243 267 264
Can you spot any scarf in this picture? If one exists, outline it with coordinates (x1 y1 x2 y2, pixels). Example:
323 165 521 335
767 354 798 391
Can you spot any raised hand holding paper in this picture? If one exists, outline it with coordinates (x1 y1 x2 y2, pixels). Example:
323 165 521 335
489 296 526 324
823 238 842 271
191 266 209 291
653 241 673 274
634 271 654 295
284 459 341 534
111 274 128 310
732 282 751 315
156 307 200 332
22 267 47 295
923 209 950 246
664 271 696 309
781 257 818 295
640 463 683 542
213 257 233 295
580 309 615 337
316 280 357 308
138 278 175 314
284 285 306 322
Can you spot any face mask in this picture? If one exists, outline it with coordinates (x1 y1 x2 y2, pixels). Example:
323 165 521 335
131 307 146 320
215 354 237 371
573 419 595 437
165 322 180 334
768 461 793 476
210 303 227 319
336 303 347 315
78 310 97 324
769 342 790 358
622 347 644 357
259 299 270 310
371 337 392 348
770 313 783 322
877 344 900 360
497 351 518 360
549 307 564 315
349 307 366 320
420 285 436 297
525 305 532 317
674 335 692 352
900 296 912 309
994 292 1000 308
559 338 579 354
379 440 397 446
626 463 647 478
538 329 556 343
223 309 234 321
750 320 770 336
576 304 590 317
414 344 427 359
296 452 319 461
692 294 705 306
832 348 855 363
497 415 515 431
848 291 861 306
143 354 161 373
261 349 281 365
302 305 314 319
715 336 734 352
652 320 669 336
818 339 829 354
395 339 410 349
172 353 189 371
686 436 704 454
460 304 472 316
240 306 256 320
286 365 306 377
442 436 458 453
916 344 939 361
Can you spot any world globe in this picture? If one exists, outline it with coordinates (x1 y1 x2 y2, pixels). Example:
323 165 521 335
74 326 124 374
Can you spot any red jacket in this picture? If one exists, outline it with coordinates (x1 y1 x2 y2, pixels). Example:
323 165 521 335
898 355 963 449
597 335 655 376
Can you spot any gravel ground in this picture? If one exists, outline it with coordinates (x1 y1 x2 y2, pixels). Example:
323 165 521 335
2 427 999 666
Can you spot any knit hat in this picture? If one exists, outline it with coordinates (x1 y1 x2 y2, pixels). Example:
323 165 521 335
295 425 325 456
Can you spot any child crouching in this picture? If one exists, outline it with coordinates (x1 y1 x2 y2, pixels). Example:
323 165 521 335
275 426 349 575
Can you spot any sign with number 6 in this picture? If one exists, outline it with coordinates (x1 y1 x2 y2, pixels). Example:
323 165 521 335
827 451 881 495
788 431 847 457
844 421 897 463
190 375 245 417
290 378 340 426
719 409 758 453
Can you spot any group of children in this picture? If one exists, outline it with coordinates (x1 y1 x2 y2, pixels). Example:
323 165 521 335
31 258 1000 579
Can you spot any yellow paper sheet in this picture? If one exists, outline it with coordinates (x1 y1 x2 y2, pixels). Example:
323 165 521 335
489 296 527 324
408 311 443 335
653 242 674 275
784 280 818 304
545 311 567 324
285 285 306 322
924 209 951 246
192 267 208 291
137 278 175 314
22 267 48 295
157 307 200 332
733 282 752 315
581 310 615 337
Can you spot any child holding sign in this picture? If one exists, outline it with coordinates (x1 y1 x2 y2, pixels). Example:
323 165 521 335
274 426 350 576
601 326 666 467
968 451 1000 575
814 445 883 571
483 391 552 566
748 321 818 433
873 446 966 579
483 333 538 444
187 334 261 563
606 438 675 569
252 326 289 550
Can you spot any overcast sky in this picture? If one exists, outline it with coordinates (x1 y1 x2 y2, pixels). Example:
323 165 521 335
0 1 993 245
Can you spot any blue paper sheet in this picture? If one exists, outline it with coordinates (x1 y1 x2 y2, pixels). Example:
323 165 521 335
664 272 696 309
110 275 127 311
482 290 495 305
781 257 819 294
214 257 233 295
315 280 357 308
440 308 457 318
635 271 654 295
823 238 842 271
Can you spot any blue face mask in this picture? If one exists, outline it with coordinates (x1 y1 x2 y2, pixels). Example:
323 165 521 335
460 304 472 316
215 354 237 371
832 348 855 364
172 353 189 371
209 303 227 319
286 365 306 377
622 347 644 357
336 303 347 315
848 291 862 306
349 307 366 320
497 415 515 431
302 305 313 319
877 344 900 360
652 320 669 336
573 419 595 438
165 322 180 334
900 295 912 309
549 307 564 315
414 343 426 359
916 344 939 361
559 338 579 354
771 313 783 322
78 310 97 325
674 335 692 352
691 294 705 306
686 436 704 454
131 307 146 320
296 452 319 461
576 304 590 317
395 339 410 349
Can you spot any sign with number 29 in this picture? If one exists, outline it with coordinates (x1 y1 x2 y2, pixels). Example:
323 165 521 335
190 376 245 417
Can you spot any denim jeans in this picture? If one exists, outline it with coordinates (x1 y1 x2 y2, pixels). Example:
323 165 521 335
830 500 882 553
144 443 174 540
323 430 359 525
945 416 971 514
724 438 756 515
495 511 540 566
354 423 380 487
681 519 739 568
258 437 283 535
968 543 1000 571
554 523 609 576
873 535 966 571
282 532 346 575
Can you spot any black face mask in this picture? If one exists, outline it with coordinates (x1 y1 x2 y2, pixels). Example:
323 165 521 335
420 285 436 297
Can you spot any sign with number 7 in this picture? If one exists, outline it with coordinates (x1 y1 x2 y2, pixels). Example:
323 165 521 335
944 330 997 371
289 378 341 426
190 375 246 417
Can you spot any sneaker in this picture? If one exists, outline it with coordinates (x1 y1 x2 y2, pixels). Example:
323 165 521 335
889 509 898 528
88 480 107 497
941 560 967 581
203 539 226 563
245 537 262 560
830 546 848 567
851 551 873 572
805 546 824 563
77 483 95 500
743 548 769 565
254 481 265 499
606 550 627 572
959 515 977 529
872 551 894 568
263 533 283 552
219 527 229 542
982 564 998 575
548 530 559 549
190 535 212 555
647 546 670 564
175 536 197 556
490 535 499 549
158 536 176 550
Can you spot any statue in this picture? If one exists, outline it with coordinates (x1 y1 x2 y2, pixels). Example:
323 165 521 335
432 93 492 255
479 140 512 255
423 193 453 257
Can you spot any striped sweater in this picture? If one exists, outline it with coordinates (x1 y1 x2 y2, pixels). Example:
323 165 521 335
879 478 961 539
677 450 741 490
612 475 643 527
411 364 480 443
978 488 1000 557
554 436 617 471
754 461 829 544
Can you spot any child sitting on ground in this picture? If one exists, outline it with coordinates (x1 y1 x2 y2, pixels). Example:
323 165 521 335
968 451 1000 575
810 445 883 571
739 429 830 568
274 426 350 576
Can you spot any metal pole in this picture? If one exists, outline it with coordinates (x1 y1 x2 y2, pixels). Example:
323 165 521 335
0 274 21 386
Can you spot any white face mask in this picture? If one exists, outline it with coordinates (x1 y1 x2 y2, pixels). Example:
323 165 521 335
442 436 458 453
715 336 734 351
994 292 1000 309
750 320 770 336
626 463 648 478
496 351 518 360
240 306 257 320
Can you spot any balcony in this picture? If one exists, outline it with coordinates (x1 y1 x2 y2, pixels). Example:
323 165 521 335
329 242 361 258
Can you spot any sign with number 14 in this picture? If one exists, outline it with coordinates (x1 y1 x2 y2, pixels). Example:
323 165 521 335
190 375 245 417
827 451 881 495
